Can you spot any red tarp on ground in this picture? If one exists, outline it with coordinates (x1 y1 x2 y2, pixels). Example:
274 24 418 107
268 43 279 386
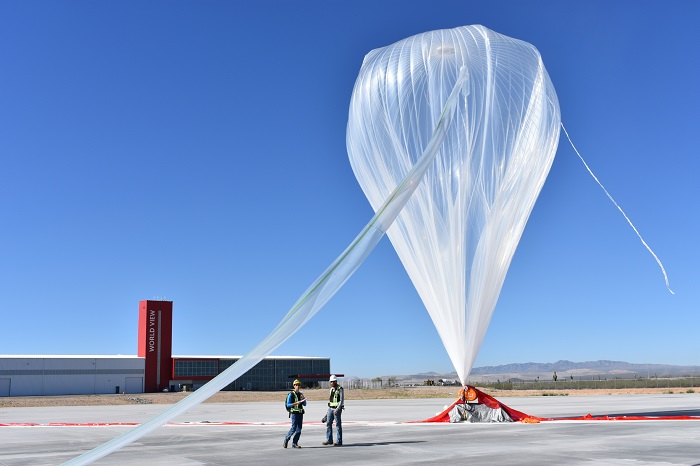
414 386 700 423
415 385 540 423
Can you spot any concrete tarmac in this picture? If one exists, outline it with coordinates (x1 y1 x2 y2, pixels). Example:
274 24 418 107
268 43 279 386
2 393 700 465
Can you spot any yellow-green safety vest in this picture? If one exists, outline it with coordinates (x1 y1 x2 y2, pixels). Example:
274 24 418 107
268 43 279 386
329 386 342 408
289 391 304 414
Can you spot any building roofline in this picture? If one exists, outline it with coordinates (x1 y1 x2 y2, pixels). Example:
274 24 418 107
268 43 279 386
172 355 330 360
0 354 142 358
0 354 328 360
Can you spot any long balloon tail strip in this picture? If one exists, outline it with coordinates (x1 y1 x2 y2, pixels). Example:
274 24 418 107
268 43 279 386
561 123 674 295
61 66 469 466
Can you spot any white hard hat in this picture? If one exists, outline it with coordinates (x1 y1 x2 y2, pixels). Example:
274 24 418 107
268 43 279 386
329 375 337 382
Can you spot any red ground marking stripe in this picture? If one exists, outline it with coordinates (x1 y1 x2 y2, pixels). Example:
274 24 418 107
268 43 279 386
0 421 292 427
543 414 700 421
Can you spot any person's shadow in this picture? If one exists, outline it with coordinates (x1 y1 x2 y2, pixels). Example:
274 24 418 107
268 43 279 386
308 441 424 448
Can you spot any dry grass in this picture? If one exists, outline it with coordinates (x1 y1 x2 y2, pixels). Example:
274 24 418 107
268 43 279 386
1 386 691 408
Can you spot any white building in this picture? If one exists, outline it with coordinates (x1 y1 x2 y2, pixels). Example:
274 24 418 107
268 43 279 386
0 355 144 396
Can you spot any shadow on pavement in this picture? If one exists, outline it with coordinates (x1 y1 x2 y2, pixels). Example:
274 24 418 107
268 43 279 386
590 409 700 417
304 440 425 449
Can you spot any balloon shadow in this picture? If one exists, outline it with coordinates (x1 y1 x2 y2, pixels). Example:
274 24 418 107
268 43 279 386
591 408 700 417
551 408 700 420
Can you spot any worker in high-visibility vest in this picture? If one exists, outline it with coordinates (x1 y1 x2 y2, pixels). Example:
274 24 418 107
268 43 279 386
322 374 344 446
284 379 306 449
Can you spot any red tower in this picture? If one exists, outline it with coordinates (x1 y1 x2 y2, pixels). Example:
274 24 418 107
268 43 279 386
138 300 173 392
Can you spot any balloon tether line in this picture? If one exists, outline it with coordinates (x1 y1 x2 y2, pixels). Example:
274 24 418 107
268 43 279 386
560 122 674 294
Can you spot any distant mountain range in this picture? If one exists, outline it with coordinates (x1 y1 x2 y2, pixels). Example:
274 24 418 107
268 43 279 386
376 360 700 382
471 360 699 375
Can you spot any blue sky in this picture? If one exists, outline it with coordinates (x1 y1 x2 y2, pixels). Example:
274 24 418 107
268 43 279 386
1 1 698 379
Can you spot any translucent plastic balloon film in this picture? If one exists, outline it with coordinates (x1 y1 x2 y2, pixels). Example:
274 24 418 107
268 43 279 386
347 25 561 384
62 64 469 466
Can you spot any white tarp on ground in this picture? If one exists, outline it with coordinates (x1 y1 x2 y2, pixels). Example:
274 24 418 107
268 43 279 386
448 401 513 423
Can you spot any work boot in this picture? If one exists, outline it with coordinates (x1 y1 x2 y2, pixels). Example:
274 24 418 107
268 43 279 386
322 441 333 445
334 442 343 446
283 439 288 448
292 444 302 449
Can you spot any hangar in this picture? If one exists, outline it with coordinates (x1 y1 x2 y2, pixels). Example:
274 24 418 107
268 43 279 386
0 300 330 397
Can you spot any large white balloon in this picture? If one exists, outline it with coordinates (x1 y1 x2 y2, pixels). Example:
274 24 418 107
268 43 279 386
347 25 561 384
64 25 559 464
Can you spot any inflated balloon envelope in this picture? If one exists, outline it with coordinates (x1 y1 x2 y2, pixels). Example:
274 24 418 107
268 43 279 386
347 24 561 385
62 24 561 465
